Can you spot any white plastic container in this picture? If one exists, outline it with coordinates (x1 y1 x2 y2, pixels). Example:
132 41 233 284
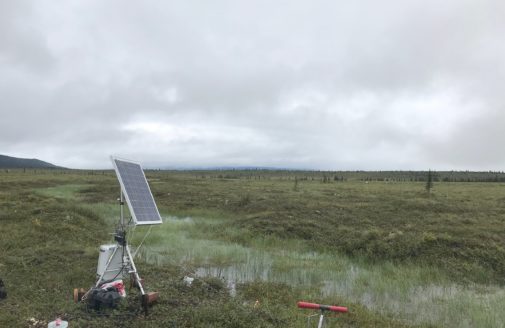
97 244 125 281
47 318 68 328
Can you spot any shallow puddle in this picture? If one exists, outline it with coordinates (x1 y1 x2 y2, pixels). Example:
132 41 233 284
139 216 505 327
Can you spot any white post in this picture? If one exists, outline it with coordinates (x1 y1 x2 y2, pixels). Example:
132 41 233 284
317 313 325 328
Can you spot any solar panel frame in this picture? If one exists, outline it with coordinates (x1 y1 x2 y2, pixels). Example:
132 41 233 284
111 156 163 225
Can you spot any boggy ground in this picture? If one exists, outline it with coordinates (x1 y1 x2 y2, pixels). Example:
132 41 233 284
1 169 505 327
146 171 505 285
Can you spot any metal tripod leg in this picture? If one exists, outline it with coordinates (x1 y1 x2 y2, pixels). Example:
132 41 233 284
126 245 145 295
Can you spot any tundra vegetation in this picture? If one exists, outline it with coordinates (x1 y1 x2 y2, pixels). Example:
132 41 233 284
1 169 505 327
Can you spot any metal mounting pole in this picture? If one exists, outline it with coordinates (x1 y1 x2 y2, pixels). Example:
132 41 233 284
120 188 124 229
119 188 146 295
317 312 325 328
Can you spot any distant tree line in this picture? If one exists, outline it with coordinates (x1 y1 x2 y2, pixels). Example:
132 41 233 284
189 170 505 183
6 168 505 183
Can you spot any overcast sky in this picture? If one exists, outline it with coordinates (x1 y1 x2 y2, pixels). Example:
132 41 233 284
1 1 504 170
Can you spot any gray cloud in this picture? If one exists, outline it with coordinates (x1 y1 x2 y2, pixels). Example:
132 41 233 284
0 0 504 169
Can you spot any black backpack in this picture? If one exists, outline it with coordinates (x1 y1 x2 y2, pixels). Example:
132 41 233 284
88 287 121 310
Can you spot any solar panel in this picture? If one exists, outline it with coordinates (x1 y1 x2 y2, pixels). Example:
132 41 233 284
111 157 162 225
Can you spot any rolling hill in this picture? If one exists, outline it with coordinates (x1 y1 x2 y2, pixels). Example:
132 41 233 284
0 154 61 169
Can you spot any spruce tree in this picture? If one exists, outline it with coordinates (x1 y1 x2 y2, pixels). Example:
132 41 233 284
426 169 434 193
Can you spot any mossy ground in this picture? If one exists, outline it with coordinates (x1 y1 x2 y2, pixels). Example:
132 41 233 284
1 169 504 327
